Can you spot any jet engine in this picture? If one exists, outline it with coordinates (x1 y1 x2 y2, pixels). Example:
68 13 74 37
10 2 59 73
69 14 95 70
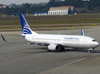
48 44 65 51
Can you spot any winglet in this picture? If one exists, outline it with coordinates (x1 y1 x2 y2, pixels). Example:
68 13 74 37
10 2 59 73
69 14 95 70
1 34 6 41
81 29 84 36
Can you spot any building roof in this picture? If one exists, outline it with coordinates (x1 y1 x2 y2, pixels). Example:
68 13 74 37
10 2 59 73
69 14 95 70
49 6 74 11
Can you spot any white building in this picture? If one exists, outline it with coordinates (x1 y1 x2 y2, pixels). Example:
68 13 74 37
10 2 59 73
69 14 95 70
34 12 48 16
48 6 75 15
34 6 75 16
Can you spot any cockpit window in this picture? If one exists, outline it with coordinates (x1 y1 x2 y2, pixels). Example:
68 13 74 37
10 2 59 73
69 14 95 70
92 39 97 42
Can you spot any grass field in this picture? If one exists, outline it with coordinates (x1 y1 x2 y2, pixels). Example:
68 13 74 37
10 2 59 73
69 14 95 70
0 14 100 31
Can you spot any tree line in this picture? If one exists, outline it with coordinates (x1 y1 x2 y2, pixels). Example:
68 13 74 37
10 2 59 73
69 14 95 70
0 0 100 15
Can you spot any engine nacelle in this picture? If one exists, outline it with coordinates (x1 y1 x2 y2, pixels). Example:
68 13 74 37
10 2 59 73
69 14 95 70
48 44 57 51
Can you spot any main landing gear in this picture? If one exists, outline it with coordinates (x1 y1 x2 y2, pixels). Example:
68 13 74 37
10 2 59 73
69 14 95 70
56 45 65 52
88 48 94 53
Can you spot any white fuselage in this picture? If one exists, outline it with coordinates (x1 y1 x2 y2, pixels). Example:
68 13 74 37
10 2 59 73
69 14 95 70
25 34 99 49
19 13 99 52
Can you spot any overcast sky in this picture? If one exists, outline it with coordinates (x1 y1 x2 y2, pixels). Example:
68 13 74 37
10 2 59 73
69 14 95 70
0 0 49 5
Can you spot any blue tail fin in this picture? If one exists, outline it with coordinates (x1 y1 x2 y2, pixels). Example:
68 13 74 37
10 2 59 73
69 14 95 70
19 13 37 35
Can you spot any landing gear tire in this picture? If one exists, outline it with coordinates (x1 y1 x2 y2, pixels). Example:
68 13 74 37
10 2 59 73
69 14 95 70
88 48 93 53
88 50 92 53
56 45 65 52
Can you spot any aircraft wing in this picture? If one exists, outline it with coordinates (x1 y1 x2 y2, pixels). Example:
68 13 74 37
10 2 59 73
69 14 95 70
1 34 49 45
1 34 31 44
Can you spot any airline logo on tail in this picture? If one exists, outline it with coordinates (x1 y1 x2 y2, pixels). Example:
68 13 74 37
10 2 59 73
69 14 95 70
23 26 32 34
19 13 32 34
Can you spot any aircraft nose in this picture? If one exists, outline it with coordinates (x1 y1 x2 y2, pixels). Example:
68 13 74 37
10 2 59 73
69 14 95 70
95 42 99 47
97 42 99 46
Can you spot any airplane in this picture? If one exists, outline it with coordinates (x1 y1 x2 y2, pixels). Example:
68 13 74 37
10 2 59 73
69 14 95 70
1 13 99 53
